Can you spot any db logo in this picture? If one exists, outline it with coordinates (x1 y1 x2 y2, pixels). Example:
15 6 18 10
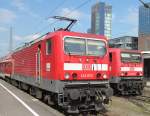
82 64 92 70
130 67 134 71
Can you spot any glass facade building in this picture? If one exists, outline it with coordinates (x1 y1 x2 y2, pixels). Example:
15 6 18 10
91 2 112 39
139 3 150 35
138 3 150 51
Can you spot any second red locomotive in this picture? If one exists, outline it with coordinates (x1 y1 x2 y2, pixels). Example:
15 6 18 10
109 48 145 95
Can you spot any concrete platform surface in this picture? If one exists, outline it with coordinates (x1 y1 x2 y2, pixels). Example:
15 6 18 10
0 79 63 116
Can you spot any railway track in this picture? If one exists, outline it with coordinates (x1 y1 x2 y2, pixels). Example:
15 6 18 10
128 95 150 114
59 108 109 116
134 96 150 103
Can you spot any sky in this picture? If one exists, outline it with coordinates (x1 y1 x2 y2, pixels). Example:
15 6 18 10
0 0 150 57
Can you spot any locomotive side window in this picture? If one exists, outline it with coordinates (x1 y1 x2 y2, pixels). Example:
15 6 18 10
109 53 112 62
46 39 51 55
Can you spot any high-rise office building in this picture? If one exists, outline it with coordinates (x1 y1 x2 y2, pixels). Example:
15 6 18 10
91 2 112 39
138 3 150 80
139 3 150 35
138 3 150 51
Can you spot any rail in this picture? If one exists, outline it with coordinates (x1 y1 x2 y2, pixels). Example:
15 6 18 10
128 95 150 113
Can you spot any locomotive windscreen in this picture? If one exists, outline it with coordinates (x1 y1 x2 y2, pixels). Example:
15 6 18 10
64 37 106 56
121 52 142 62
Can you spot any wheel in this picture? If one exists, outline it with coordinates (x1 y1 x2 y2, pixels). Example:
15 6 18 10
29 87 35 96
35 88 43 99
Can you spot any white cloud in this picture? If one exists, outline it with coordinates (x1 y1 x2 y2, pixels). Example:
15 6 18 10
0 41 9 57
126 8 138 36
12 0 40 18
0 27 8 32
119 7 138 26
116 7 138 36
12 0 25 10
14 33 41 42
126 8 138 25
14 33 41 49
14 35 22 41
121 26 138 36
58 8 90 32
0 8 16 23
60 8 83 19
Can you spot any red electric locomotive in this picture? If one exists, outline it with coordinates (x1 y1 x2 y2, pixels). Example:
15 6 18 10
0 17 113 114
109 48 145 95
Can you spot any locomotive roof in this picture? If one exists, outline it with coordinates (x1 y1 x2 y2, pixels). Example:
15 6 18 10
12 30 107 53
54 30 108 40
13 32 50 53
109 48 141 53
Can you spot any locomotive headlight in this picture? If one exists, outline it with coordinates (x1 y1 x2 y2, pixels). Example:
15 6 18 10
72 73 77 79
121 72 124 76
103 74 107 79
65 73 70 79
139 72 143 76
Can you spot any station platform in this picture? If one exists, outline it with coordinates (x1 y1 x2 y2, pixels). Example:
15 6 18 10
0 79 63 116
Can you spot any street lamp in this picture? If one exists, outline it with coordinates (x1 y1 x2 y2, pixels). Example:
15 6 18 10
139 0 150 8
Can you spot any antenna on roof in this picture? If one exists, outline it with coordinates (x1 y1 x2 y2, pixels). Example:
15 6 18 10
51 16 77 31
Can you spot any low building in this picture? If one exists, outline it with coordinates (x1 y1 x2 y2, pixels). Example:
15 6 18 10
109 36 138 50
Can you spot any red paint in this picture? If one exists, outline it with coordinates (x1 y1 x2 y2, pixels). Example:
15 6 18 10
109 48 143 78
0 31 110 81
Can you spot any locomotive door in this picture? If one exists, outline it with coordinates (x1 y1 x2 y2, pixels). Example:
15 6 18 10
36 45 41 84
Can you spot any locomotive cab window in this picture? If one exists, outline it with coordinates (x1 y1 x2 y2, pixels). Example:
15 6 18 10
87 40 106 56
64 37 86 55
64 37 106 57
121 52 141 62
46 39 51 55
131 53 142 62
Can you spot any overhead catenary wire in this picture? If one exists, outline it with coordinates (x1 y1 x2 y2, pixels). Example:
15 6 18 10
16 0 68 47
45 0 67 20
33 0 92 36
33 0 67 32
